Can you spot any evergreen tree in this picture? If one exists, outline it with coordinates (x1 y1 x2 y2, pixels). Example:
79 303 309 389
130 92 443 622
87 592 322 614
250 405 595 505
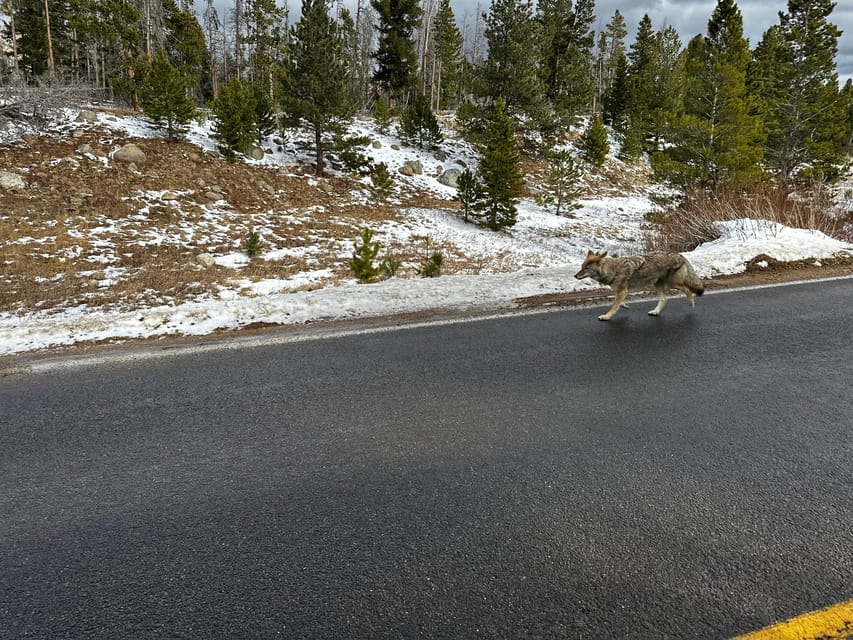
139 48 196 140
480 0 547 124
581 114 610 166
537 149 583 216
281 0 356 175
398 93 443 150
244 0 285 95
617 119 644 161
250 83 277 144
473 98 524 231
594 10 628 112
603 50 629 129
9 0 70 76
455 168 482 223
164 0 207 91
625 14 658 145
371 96 393 133
371 0 421 104
842 79 853 152
212 78 257 158
652 0 764 189
431 0 463 109
350 228 382 283
537 0 595 120
755 0 847 184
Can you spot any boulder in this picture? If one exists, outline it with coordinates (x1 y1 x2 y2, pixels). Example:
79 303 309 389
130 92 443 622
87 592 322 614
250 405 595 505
77 143 93 155
195 253 216 268
437 168 462 188
76 110 97 123
114 143 146 164
399 160 423 176
249 146 265 160
0 170 27 191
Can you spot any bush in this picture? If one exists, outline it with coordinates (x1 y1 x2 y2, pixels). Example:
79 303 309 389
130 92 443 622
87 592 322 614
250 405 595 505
645 185 844 253
418 251 444 278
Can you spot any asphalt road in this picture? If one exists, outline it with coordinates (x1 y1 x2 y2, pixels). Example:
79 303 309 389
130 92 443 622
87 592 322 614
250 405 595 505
2 279 852 639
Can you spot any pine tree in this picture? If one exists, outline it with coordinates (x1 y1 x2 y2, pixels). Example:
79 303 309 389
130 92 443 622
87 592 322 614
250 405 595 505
473 98 524 231
250 82 276 144
595 10 628 110
163 0 207 94
371 96 393 133
581 114 610 166
349 228 382 283
9 0 70 76
139 48 197 140
625 14 658 146
244 0 285 96
212 78 257 158
756 0 847 184
537 0 595 120
652 0 764 189
480 0 547 124
537 149 583 216
603 50 629 129
281 0 356 175
398 93 443 150
371 0 421 105
431 0 463 109
455 168 482 223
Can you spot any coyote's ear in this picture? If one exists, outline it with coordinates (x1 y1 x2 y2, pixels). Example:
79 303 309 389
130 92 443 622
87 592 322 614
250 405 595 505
599 251 608 259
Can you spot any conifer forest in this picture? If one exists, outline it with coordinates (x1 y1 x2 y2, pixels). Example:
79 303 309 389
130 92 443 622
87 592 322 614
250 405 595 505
2 0 853 193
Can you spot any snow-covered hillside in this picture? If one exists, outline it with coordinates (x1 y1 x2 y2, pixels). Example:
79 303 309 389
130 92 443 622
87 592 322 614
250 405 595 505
0 109 851 356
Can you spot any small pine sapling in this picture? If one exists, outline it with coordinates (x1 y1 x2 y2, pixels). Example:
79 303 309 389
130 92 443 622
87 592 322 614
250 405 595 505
455 168 482 223
536 149 584 216
418 251 444 277
370 162 394 198
399 94 443 150
372 96 393 134
244 230 263 257
581 114 610 167
349 228 382 283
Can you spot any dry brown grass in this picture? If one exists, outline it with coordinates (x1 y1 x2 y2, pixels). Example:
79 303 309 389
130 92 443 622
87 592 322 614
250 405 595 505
646 184 850 253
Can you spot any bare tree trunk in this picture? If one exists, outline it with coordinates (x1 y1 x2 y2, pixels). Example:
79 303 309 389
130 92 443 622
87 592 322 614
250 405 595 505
44 0 56 76
146 0 153 60
9 2 19 70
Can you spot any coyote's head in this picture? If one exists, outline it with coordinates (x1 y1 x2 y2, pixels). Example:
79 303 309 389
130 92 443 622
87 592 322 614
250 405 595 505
574 250 607 280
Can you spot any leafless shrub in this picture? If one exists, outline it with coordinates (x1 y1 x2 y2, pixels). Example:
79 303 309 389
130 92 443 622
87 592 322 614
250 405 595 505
0 71 92 125
646 184 847 253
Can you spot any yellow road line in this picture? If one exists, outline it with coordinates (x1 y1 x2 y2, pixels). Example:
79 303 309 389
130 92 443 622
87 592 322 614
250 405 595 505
732 599 853 639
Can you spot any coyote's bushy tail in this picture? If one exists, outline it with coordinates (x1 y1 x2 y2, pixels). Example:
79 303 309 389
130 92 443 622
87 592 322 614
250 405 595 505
682 259 704 296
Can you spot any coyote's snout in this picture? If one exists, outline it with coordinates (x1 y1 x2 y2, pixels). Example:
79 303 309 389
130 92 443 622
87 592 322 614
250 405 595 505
574 250 705 320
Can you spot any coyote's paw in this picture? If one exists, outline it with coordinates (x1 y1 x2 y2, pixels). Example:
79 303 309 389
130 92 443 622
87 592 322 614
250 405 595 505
648 310 660 316
597 314 611 321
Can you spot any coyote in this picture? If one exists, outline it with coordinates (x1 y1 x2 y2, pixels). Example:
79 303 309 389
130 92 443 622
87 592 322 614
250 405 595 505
574 250 705 320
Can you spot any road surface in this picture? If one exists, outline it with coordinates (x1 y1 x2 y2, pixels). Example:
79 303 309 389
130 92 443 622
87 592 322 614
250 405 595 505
2 279 852 639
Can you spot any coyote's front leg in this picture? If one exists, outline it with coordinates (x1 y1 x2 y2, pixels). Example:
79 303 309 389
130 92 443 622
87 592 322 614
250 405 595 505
599 288 628 321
